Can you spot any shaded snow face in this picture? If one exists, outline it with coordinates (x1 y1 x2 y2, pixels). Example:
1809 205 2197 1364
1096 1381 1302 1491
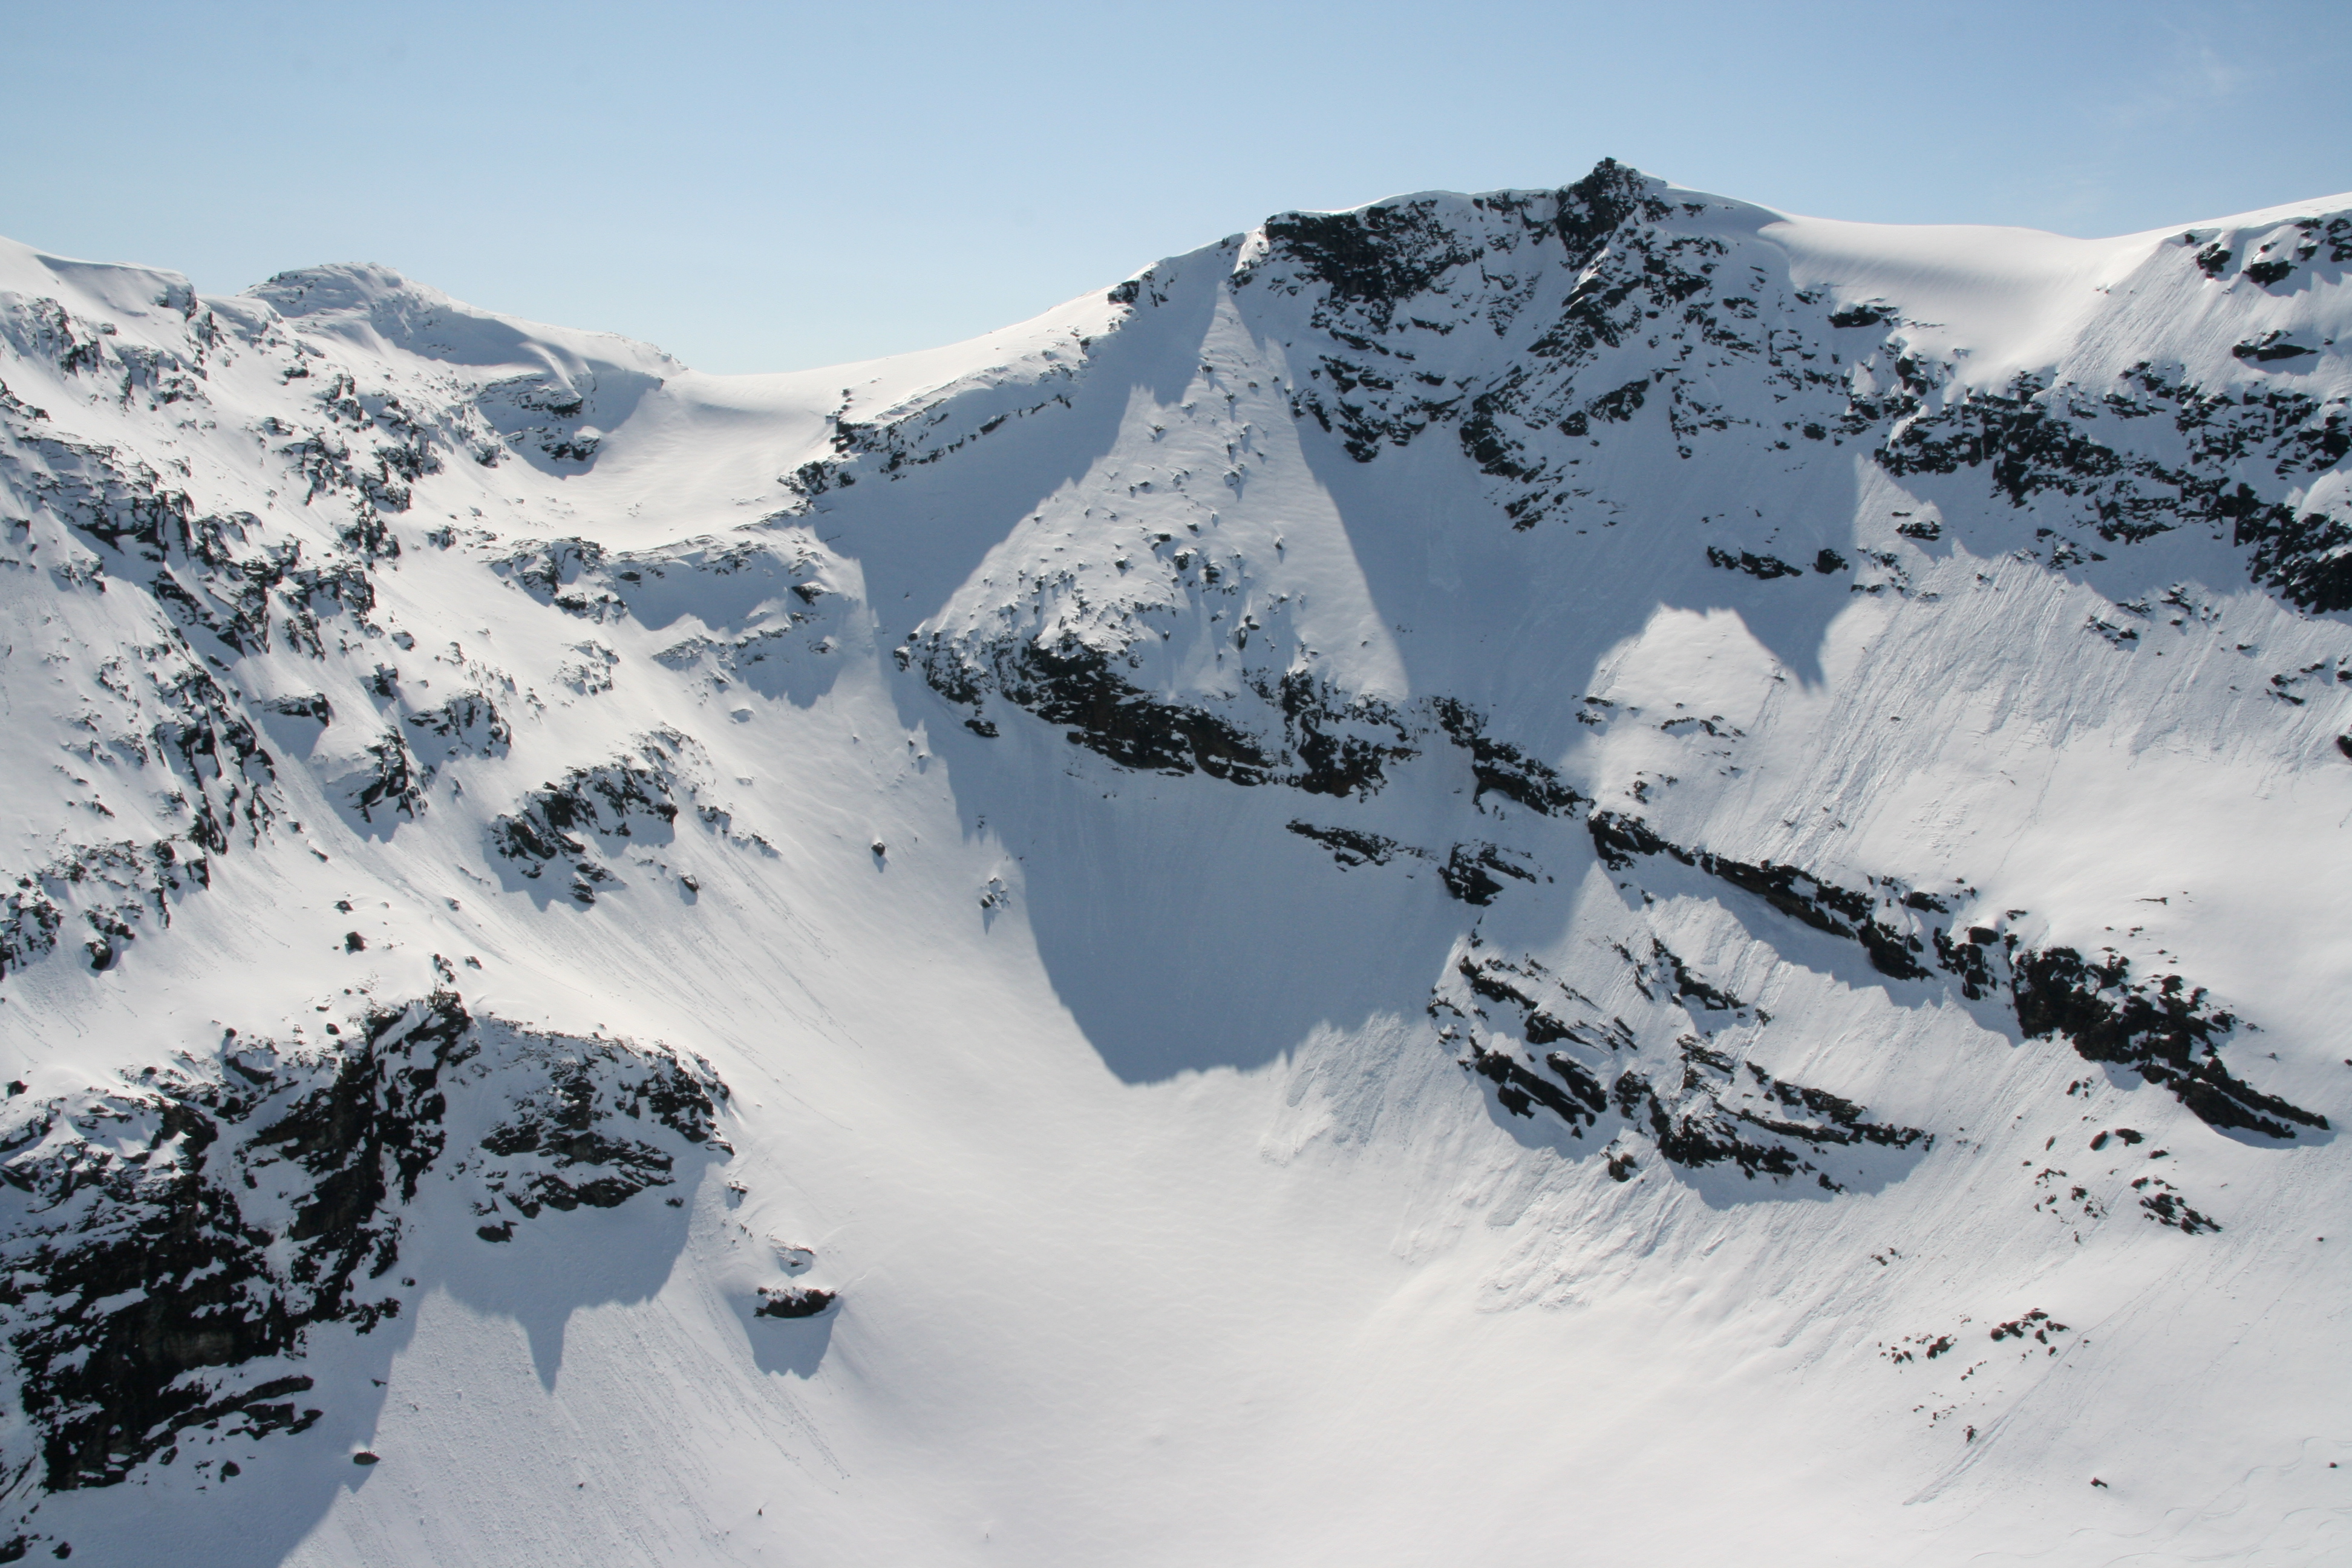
0 163 2345 1564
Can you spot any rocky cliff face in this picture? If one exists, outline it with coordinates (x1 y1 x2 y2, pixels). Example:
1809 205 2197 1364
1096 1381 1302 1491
0 166 2344 1564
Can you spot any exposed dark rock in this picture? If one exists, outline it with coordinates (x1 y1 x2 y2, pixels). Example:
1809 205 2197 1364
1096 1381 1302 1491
1270 671 1412 798
1284 822 1414 867
0 995 467 1492
1879 372 2123 508
2137 1186 2220 1234
1877 364 2352 608
1586 812 1687 870
404 691 509 761
456 1018 729 1222
0 995 728 1506
1439 940 1919 1184
491 537 612 613
3 840 209 984
489 734 688 904
1238 159 1930 528
1590 812 2326 1138
1430 698 1582 815
1932 924 1999 1000
1007 639 1276 784
1439 842 1538 905
1587 812 1927 980
2013 947 2326 1138
0 416 283 868
343 730 425 824
1432 949 1635 1059
1988 1308 2068 1344
1829 303 1896 328
1238 183 2345 610
1612 1039 1929 1188
1641 938 1749 1015
1463 1040 1606 1131
2234 332 2318 364
918 631 1419 799
1707 546 1804 580
262 694 333 725
753 1286 835 1319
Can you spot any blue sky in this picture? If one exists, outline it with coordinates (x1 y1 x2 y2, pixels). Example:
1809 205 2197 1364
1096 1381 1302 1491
6 0 2348 373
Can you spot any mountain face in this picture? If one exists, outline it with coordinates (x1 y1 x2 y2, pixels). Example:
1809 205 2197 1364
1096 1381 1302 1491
0 159 2346 1564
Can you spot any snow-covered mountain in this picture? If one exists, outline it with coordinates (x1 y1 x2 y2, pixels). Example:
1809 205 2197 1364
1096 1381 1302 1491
1 159 2347 1564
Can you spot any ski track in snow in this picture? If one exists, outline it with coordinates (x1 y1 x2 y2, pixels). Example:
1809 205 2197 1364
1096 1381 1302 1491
0 162 2345 1564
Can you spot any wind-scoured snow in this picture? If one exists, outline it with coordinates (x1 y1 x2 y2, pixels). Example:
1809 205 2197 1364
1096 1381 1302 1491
0 162 2345 1565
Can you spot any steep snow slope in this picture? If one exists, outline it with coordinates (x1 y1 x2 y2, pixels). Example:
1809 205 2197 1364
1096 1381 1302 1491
0 161 2347 1564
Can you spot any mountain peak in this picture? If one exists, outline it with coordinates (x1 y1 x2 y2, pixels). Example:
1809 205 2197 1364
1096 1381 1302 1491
0 166 2344 1564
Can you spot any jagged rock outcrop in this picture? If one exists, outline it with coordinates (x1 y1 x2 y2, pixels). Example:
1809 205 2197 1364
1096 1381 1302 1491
0 993 727 1507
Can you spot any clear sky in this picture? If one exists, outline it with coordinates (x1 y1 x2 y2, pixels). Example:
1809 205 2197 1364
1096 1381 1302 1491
6 0 2349 374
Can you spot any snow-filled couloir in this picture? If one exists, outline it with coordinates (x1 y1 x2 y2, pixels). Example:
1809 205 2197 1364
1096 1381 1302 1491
0 160 2347 1564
